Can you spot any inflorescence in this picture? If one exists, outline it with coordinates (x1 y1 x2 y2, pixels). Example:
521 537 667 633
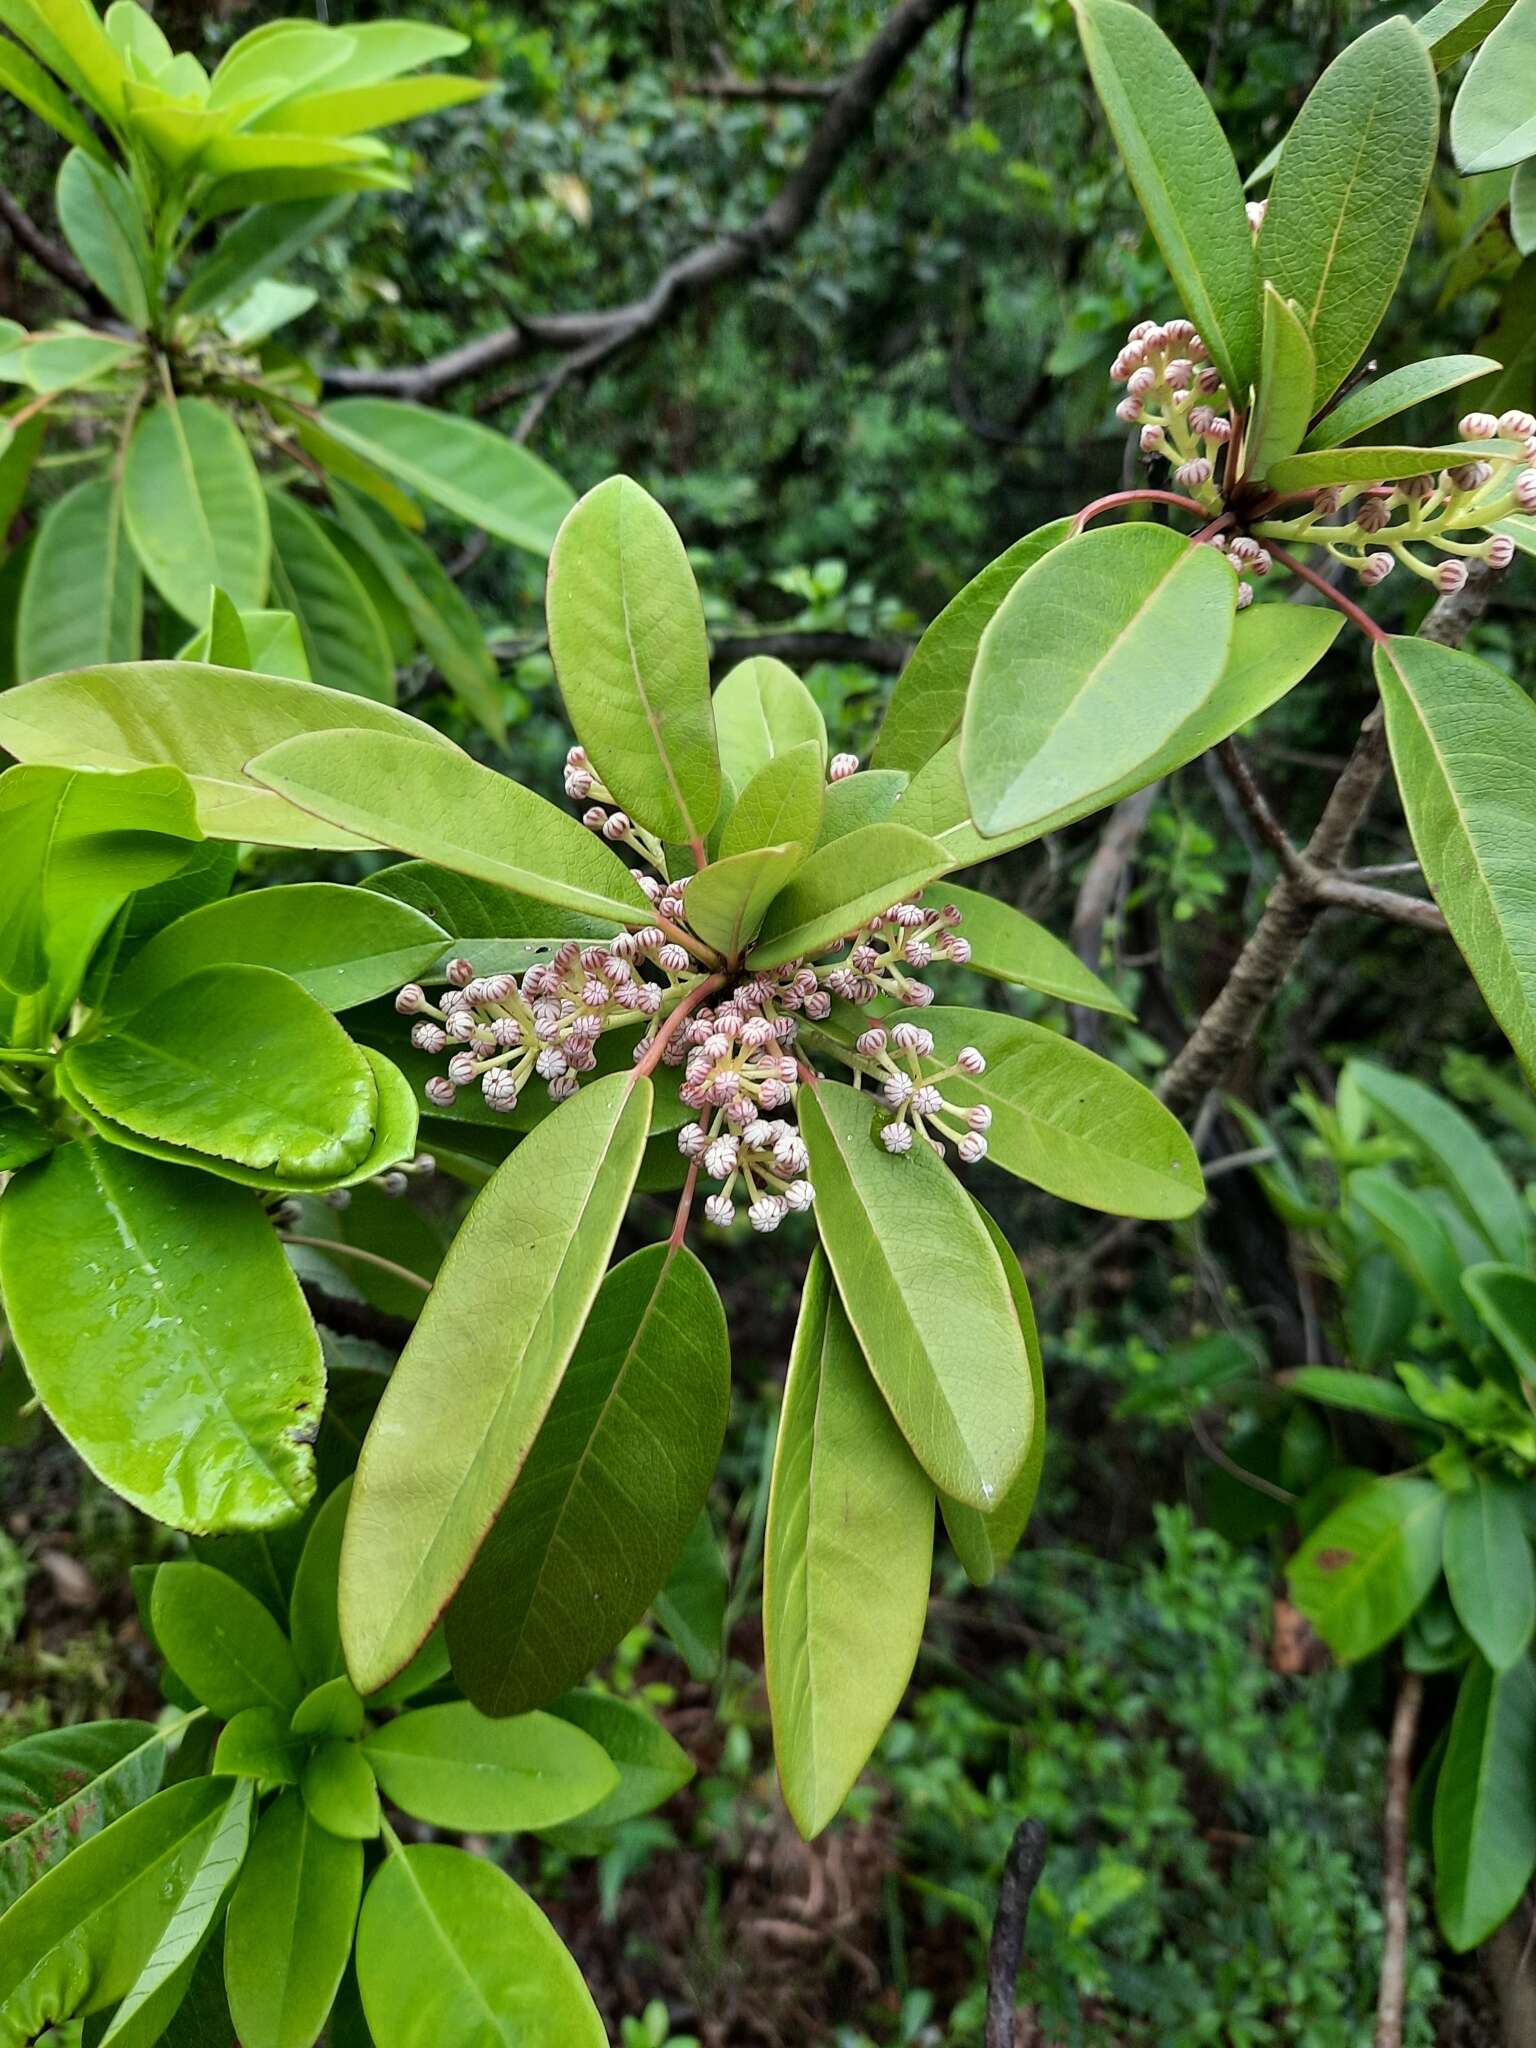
389 749 995 1233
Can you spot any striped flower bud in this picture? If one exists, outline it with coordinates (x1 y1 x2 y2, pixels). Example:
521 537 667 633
482 1070 518 1111
1236 583 1254 610
1436 559 1468 595
1359 552 1395 586
912 1084 943 1115
1500 410 1536 439
883 1072 914 1108
1175 457 1211 488
448 1051 478 1085
749 1195 789 1233
446 958 475 989
1487 534 1516 568
958 1133 989 1165
857 1027 888 1056
395 984 426 1015
967 1104 993 1131
446 1010 477 1042
956 1046 986 1076
1139 422 1165 454
1203 416 1232 444
891 1023 934 1055
657 944 691 973
582 805 608 831
704 1193 736 1227
803 989 832 1021
548 1071 579 1101
784 1178 814 1212
1458 411 1500 440
677 1122 708 1158
880 1121 913 1155
602 812 631 842
425 1075 457 1107
1115 395 1143 424
948 937 973 965
535 1047 568 1079
411 1021 448 1054
829 753 860 781
1517 470 1536 509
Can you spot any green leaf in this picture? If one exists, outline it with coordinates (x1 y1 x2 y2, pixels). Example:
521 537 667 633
267 492 395 704
266 71 486 137
1345 1059 1530 1263
1434 1656 1536 1950
64 964 380 1183
1418 0 1518 67
212 1705 308 1784
711 656 827 786
305 20 470 87
289 1480 352 1687
546 475 719 845
106 883 445 1019
361 859 614 948
0 0 124 117
1465 1263 1536 1380
0 1139 322 1531
652 1510 727 1681
683 843 804 960
1352 1168 1485 1352
1377 637 1536 1083
1514 159 1536 255
291 1676 364 1741
718 741 825 862
322 400 572 553
1453 0 1536 169
0 762 199 1008
1257 21 1438 401
329 485 506 740
0 1721 167 1914
816 770 907 845
152 1560 303 1717
543 1691 693 1834
764 1252 933 1839
54 151 149 327
207 23 351 112
356 1844 606 2047
941 1206 1047 1586
800 1079 1036 1508
0 659 462 851
873 521 1073 776
225 1790 362 2048
0 1779 248 2041
917 883 1129 1015
175 197 351 318
1244 285 1314 477
300 1740 379 1841
339 1071 652 1693
1302 355 1502 450
1288 1475 1447 1662
364 1703 615 1832
748 823 948 970
1266 440 1516 492
446 1241 729 1716
1281 1366 1430 1427
0 35 110 157
7 326 139 393
250 731 655 933
960 525 1237 839
1445 1475 1536 1669
122 395 270 623
897 1006 1203 1219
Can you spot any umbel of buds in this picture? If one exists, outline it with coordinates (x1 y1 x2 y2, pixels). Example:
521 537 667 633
1110 316 1231 510
853 1023 991 1163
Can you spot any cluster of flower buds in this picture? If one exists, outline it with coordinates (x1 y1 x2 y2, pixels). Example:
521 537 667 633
1110 317 1232 504
1254 409 1536 591
270 1151 436 1226
565 745 670 874
1204 532 1272 609
818 897 970 1009
395 938 695 1114
852 1023 991 1163
673 1000 812 1231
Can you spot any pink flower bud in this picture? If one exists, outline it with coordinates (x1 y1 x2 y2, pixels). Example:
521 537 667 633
912 1084 943 1115
829 753 860 781
548 1071 579 1101
1127 366 1156 398
446 1010 477 1042
536 1047 568 1079
1487 534 1516 568
446 958 475 990
482 1071 518 1111
856 1027 888 1056
956 1047 986 1076
749 1196 788 1233
1236 583 1254 609
880 1121 913 1155
1164 318 1196 344
1359 552 1395 587
448 1050 478 1085
1196 365 1222 394
565 768 593 800
1435 558 1468 594
704 1193 735 1227
411 1021 447 1054
803 989 832 1021
883 1072 914 1108
1449 461 1493 492
967 1105 993 1132
1458 411 1500 440
425 1075 457 1108
1175 457 1211 488
677 1122 708 1158
1165 358 1193 391
947 937 973 964
1139 422 1165 454
1517 470 1536 509
784 1178 814 1212
582 806 607 832
1128 319 1160 344
959 1133 989 1165
395 984 425 1015
602 812 631 841
1204 416 1232 444
1499 410 1536 440
891 1023 934 1056
1246 198 1267 232
1115 395 1143 424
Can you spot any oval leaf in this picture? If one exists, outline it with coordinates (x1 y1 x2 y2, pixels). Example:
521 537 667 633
1434 1655 1536 1951
0 1720 168 1914
711 656 827 786
917 883 1129 1015
151 1560 304 1717
719 741 826 862
1444 1474 1536 1670
123 395 269 622
17 477 140 681
1288 1475 1446 1663
1452 0 1536 170
748 822 948 970
364 1703 616 1831
683 842 804 961
1302 354 1502 451
267 490 396 704
1245 284 1314 477
225 1789 362 2048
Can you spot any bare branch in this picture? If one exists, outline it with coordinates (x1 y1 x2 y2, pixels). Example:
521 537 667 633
986 1818 1048 2048
321 0 969 402
709 629 911 675
1069 783 1161 1048
298 1279 414 1352
0 182 98 306
678 73 840 101
1374 1673 1424 2048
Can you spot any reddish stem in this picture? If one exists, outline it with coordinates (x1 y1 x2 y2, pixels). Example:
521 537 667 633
1263 541 1387 645
1071 487 1210 533
632 973 725 1081
668 1159 700 1248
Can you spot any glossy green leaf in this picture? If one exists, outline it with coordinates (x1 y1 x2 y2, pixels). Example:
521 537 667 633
960 525 1237 838
1465 1263 1536 1380
361 859 613 947
364 1703 615 1831
652 1510 727 1681
718 741 825 862
903 598 1342 870
301 1740 379 1841
291 1677 365 1741
0 35 108 156
1073 0 1257 391
543 1691 693 1833
941 1207 1048 1586
0 1720 167 1914
208 23 351 111
65 964 379 1182
1266 440 1516 492
917 883 1129 1015
152 1561 303 1717
212 1706 309 1784
764 1252 933 1839
323 400 572 553
0 1779 248 2043
123 396 269 623
267 492 395 704
1352 1168 1484 1352
1377 637 1536 1082
816 770 907 845
546 475 719 845
0 1139 322 1531
1345 1059 1529 1263
356 1844 606 2048
269 70 486 136
1281 1366 1429 1427
1289 1475 1446 1662
288 1480 352 1688
107 883 445 1019
175 197 351 317
447 1242 729 1716
55 151 148 327
1445 1475 1536 1670
683 842 804 960
1257 21 1438 401
749 822 948 970
1514 158 1536 255
308 20 469 86
7 327 138 393
1434 1655 1536 1950
711 656 827 785
800 1079 1034 1508
873 520 1073 775
250 730 655 932
1453 0 1536 168
0 659 462 851
0 0 123 115
339 1071 652 1693
225 1789 362 2048
1302 355 1502 450
1245 285 1314 476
